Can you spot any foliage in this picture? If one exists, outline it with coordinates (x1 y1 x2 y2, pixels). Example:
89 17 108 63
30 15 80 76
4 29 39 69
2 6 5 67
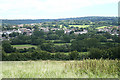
2 40 15 53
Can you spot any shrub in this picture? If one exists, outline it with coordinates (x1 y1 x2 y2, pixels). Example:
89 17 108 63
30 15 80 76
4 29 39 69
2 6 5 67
69 51 79 60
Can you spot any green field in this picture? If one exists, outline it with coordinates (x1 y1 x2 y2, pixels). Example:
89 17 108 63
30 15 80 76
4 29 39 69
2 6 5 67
12 44 37 49
52 25 64 28
69 25 90 28
2 59 120 78
54 43 71 46
51 52 88 55
46 40 62 43
60 25 63 28
50 52 70 55
96 26 108 29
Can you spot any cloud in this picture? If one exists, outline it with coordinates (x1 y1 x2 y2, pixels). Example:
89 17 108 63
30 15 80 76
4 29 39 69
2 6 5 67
0 0 119 19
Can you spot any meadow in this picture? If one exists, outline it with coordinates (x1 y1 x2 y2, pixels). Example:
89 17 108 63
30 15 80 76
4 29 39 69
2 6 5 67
1 59 120 78
12 44 37 49
96 26 108 29
69 25 90 28
54 43 71 46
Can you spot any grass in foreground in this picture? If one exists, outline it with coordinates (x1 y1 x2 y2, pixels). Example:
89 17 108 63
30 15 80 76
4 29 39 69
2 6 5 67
12 44 37 49
2 59 120 78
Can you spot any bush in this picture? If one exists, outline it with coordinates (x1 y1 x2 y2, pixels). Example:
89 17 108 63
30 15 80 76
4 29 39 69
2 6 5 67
69 51 79 60
2 40 15 53
89 48 103 59
54 53 69 60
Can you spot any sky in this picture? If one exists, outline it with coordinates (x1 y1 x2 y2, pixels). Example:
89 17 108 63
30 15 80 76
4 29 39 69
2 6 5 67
0 0 119 19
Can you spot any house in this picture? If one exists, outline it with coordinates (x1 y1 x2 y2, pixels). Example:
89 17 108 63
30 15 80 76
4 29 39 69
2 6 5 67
51 28 60 31
40 27 49 32
12 26 16 28
74 30 88 35
64 29 72 34
18 24 24 27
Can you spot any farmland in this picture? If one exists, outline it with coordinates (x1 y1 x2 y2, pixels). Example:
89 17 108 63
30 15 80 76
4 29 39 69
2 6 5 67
69 25 90 28
2 59 120 78
12 44 37 49
96 26 108 29
54 43 71 46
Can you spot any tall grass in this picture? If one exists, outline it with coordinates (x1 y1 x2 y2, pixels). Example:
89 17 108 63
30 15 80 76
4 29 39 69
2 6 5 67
64 59 119 78
2 59 120 78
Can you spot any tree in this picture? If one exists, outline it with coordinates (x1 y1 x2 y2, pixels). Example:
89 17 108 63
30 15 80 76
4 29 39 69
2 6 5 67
110 46 120 59
69 51 79 60
99 36 107 42
11 35 31 45
23 32 27 35
84 38 100 48
63 23 69 27
76 34 88 40
33 30 45 38
55 30 64 36
2 33 6 37
9 32 19 37
89 48 102 59
40 42 55 52
70 31 74 34
63 35 71 43
47 34 59 40
33 25 39 30
71 40 86 52
31 38 45 45
103 32 112 39
2 40 15 53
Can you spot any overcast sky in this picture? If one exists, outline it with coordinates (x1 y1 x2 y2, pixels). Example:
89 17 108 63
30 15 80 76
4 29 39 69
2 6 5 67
0 0 119 19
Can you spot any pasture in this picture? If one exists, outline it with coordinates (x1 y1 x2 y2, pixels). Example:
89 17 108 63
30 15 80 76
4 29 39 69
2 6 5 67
96 26 108 29
54 43 71 46
46 40 62 43
69 25 90 28
1 59 120 78
12 44 37 49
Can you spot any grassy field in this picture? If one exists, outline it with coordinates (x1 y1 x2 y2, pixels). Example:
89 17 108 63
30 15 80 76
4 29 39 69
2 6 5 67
1 59 120 78
46 40 62 43
96 26 108 29
69 25 90 28
12 44 37 49
52 25 64 28
54 43 71 46
60 25 63 28
51 52 88 55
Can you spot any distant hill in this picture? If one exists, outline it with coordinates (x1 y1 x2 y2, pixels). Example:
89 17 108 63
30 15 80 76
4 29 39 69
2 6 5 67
2 16 118 25
66 16 118 22
2 19 56 25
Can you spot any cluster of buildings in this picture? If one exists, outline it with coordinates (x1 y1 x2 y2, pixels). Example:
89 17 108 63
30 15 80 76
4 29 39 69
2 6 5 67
3 23 120 38
39 27 88 34
2 24 88 41
97 26 120 35
2 28 33 36
1 23 120 41
11 23 89 35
